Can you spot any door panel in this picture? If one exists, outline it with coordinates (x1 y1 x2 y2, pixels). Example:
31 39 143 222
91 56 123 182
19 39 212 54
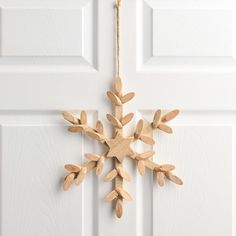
0 0 235 235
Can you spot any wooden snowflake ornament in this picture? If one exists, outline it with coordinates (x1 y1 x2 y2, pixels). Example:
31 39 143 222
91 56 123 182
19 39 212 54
62 0 182 218
62 76 183 218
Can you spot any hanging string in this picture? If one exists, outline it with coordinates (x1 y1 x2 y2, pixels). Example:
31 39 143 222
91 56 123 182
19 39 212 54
115 0 121 76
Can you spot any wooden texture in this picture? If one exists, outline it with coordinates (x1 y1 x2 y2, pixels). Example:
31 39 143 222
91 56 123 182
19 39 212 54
106 132 133 162
62 76 182 218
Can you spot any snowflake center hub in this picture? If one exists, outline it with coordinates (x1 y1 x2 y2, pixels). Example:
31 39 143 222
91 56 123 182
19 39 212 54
106 132 133 162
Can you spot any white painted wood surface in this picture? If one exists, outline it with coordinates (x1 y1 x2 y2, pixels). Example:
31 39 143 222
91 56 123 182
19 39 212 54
0 0 235 235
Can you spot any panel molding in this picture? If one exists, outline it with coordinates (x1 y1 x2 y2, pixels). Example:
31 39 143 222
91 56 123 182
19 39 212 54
0 110 235 235
137 0 235 72
0 0 98 71
138 110 235 236
0 110 100 236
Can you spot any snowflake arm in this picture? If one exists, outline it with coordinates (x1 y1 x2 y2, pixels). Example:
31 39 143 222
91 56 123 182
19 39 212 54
63 111 107 144
62 111 109 190
104 76 135 217
126 108 183 186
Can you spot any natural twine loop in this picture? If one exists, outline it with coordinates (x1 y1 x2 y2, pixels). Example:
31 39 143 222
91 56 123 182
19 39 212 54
115 0 121 76
115 0 121 8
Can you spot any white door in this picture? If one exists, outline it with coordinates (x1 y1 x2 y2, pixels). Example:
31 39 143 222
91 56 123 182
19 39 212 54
0 0 234 235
